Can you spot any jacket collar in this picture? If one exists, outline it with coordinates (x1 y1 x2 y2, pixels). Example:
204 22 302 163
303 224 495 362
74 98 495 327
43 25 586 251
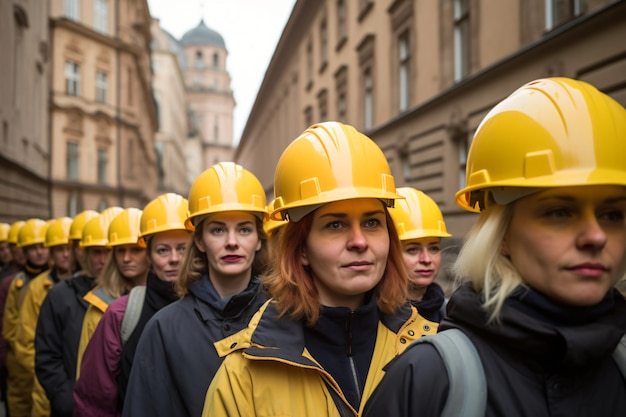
443 283 626 369
214 297 422 365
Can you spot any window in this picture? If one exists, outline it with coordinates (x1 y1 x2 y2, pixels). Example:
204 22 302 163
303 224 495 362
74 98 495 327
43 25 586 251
306 40 313 89
98 200 108 212
453 0 470 82
65 61 80 96
213 53 219 69
154 97 160 129
458 135 469 190
127 67 133 105
398 31 410 112
335 66 348 121
67 192 79 217
317 89 328 121
64 0 80 21
195 50 203 69
363 69 373 130
67 142 79 180
94 0 108 33
214 116 219 143
358 34 375 130
319 18 328 72
127 138 135 177
304 106 313 127
336 0 347 48
358 0 374 21
95 70 107 103
97 148 108 184
545 0 587 30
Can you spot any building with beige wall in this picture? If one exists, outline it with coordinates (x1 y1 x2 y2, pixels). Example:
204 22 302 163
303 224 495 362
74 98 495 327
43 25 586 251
49 0 158 217
236 0 626 244
151 18 190 196
180 20 235 170
0 0 51 222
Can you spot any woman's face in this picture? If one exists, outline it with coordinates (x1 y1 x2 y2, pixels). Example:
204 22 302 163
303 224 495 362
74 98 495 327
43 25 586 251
149 229 190 282
114 244 149 283
502 185 626 306
401 237 441 289
194 212 261 281
50 244 72 275
302 198 389 310
86 246 110 277
23 243 49 268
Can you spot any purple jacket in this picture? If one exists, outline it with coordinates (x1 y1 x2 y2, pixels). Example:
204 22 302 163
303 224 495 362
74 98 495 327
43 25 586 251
73 294 129 417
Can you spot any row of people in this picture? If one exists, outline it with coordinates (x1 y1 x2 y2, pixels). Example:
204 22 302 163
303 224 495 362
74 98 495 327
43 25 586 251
199 77 626 416
2 75 622 417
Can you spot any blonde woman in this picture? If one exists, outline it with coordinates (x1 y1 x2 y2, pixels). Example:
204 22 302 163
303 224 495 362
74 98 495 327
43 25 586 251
74 193 191 417
364 78 626 416
76 208 148 375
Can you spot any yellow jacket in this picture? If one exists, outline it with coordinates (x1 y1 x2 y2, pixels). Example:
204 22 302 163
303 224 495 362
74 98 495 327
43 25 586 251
203 298 438 417
75 288 116 378
4 270 40 417
15 270 57 417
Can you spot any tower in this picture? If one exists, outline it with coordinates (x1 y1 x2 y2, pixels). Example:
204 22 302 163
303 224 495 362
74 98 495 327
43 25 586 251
180 19 235 171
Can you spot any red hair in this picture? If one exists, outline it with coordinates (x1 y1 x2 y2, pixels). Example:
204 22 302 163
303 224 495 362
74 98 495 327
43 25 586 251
262 208 408 325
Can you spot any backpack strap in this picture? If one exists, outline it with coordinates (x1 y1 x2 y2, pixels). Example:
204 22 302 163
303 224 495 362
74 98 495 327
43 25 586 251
613 334 626 379
413 328 487 417
120 286 147 345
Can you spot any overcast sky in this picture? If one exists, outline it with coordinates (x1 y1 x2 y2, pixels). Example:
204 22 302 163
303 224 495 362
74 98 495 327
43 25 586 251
147 0 296 145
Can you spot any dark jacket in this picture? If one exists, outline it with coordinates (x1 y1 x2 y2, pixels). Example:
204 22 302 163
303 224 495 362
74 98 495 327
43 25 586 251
363 283 626 417
121 275 268 417
410 282 446 323
117 271 179 406
35 272 95 417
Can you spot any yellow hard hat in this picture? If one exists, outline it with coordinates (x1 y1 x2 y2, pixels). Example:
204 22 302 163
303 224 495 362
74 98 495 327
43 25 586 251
456 77 626 212
8 221 25 245
69 210 99 241
263 199 288 238
81 207 123 248
272 121 402 221
140 193 190 245
186 162 267 229
0 223 10 242
45 217 73 247
18 218 48 248
389 187 451 240
107 208 142 247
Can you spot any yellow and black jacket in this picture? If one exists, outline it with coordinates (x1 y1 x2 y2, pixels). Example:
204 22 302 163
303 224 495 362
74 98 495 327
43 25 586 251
203 296 438 417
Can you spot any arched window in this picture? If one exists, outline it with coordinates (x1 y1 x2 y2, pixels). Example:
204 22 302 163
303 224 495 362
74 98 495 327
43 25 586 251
195 50 203 69
212 53 219 69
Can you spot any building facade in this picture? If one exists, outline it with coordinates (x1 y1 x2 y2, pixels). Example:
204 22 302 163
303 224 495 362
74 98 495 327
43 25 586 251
180 20 235 170
49 0 158 217
0 0 51 222
150 18 190 196
236 0 626 244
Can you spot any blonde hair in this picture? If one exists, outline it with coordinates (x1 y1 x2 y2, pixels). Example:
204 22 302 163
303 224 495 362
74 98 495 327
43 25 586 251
176 216 268 297
453 204 520 323
96 248 146 298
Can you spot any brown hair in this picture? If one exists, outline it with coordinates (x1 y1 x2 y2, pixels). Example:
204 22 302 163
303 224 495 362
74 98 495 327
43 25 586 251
262 208 408 326
176 216 268 297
